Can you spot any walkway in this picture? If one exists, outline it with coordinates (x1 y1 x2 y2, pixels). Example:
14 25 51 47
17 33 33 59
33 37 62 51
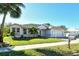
0 39 79 52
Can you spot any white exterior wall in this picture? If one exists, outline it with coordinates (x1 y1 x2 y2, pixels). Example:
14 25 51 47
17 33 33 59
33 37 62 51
45 30 51 37
50 29 65 37
38 25 47 37
10 25 22 38
40 30 46 37
22 29 28 37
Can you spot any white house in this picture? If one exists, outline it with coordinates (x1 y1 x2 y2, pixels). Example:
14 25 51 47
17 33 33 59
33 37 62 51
10 24 67 38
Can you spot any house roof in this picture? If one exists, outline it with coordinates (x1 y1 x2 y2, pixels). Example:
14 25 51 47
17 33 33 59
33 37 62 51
10 23 23 28
49 26 67 31
67 29 79 32
11 23 49 29
11 23 67 31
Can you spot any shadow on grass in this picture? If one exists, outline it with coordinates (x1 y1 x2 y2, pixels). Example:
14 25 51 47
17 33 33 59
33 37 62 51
34 37 48 39
0 51 28 56
12 37 49 41
35 49 63 56
0 46 32 56
11 36 65 42
12 37 32 41
0 48 63 56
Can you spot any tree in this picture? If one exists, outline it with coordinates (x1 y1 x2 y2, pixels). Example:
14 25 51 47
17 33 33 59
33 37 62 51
29 27 38 34
60 25 67 30
44 23 51 26
0 3 25 43
3 25 10 37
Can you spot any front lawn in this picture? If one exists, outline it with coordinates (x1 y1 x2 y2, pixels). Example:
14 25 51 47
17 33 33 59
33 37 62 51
3 37 64 46
0 44 79 56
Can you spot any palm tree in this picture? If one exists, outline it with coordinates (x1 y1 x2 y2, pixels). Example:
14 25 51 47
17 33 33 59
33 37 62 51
0 3 25 43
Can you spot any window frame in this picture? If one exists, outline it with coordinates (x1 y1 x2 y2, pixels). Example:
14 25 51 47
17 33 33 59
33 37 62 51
12 28 15 32
23 29 27 34
17 28 20 32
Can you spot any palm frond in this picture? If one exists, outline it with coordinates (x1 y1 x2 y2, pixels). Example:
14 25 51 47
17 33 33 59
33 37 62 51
10 6 21 18
15 3 25 8
0 3 25 17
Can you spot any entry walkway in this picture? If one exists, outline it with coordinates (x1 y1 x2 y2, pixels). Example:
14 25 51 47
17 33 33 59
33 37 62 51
0 39 79 52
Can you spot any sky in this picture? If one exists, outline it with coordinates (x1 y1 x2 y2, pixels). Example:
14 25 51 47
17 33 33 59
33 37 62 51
0 3 79 29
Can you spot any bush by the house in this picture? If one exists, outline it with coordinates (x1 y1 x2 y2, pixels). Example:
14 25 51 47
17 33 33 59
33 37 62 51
10 32 15 36
29 27 38 34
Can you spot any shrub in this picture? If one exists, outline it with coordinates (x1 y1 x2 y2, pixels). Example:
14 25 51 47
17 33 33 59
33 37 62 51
10 32 15 36
29 27 38 34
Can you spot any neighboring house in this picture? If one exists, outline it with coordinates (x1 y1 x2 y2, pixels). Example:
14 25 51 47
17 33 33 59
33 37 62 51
67 29 79 37
10 23 67 38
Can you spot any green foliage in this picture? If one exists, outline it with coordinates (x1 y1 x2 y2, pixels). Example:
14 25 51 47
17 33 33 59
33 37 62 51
0 51 25 56
60 25 67 30
44 23 51 26
0 3 25 42
0 3 25 18
10 32 15 36
29 27 38 34
3 26 10 37
24 49 45 56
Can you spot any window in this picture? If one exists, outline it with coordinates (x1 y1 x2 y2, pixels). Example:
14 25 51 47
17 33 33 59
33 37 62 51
23 29 26 34
17 28 20 32
12 28 15 32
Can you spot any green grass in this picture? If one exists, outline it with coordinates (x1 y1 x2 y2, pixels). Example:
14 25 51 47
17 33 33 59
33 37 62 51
3 36 64 46
0 44 79 56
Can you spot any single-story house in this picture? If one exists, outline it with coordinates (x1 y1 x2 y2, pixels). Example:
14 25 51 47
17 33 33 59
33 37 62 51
10 24 67 38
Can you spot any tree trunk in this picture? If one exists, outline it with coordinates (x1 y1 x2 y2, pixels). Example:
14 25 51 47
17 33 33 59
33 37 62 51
0 12 7 43
0 30 3 43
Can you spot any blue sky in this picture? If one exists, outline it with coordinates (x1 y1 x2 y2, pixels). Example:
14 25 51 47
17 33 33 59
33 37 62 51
0 3 79 28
